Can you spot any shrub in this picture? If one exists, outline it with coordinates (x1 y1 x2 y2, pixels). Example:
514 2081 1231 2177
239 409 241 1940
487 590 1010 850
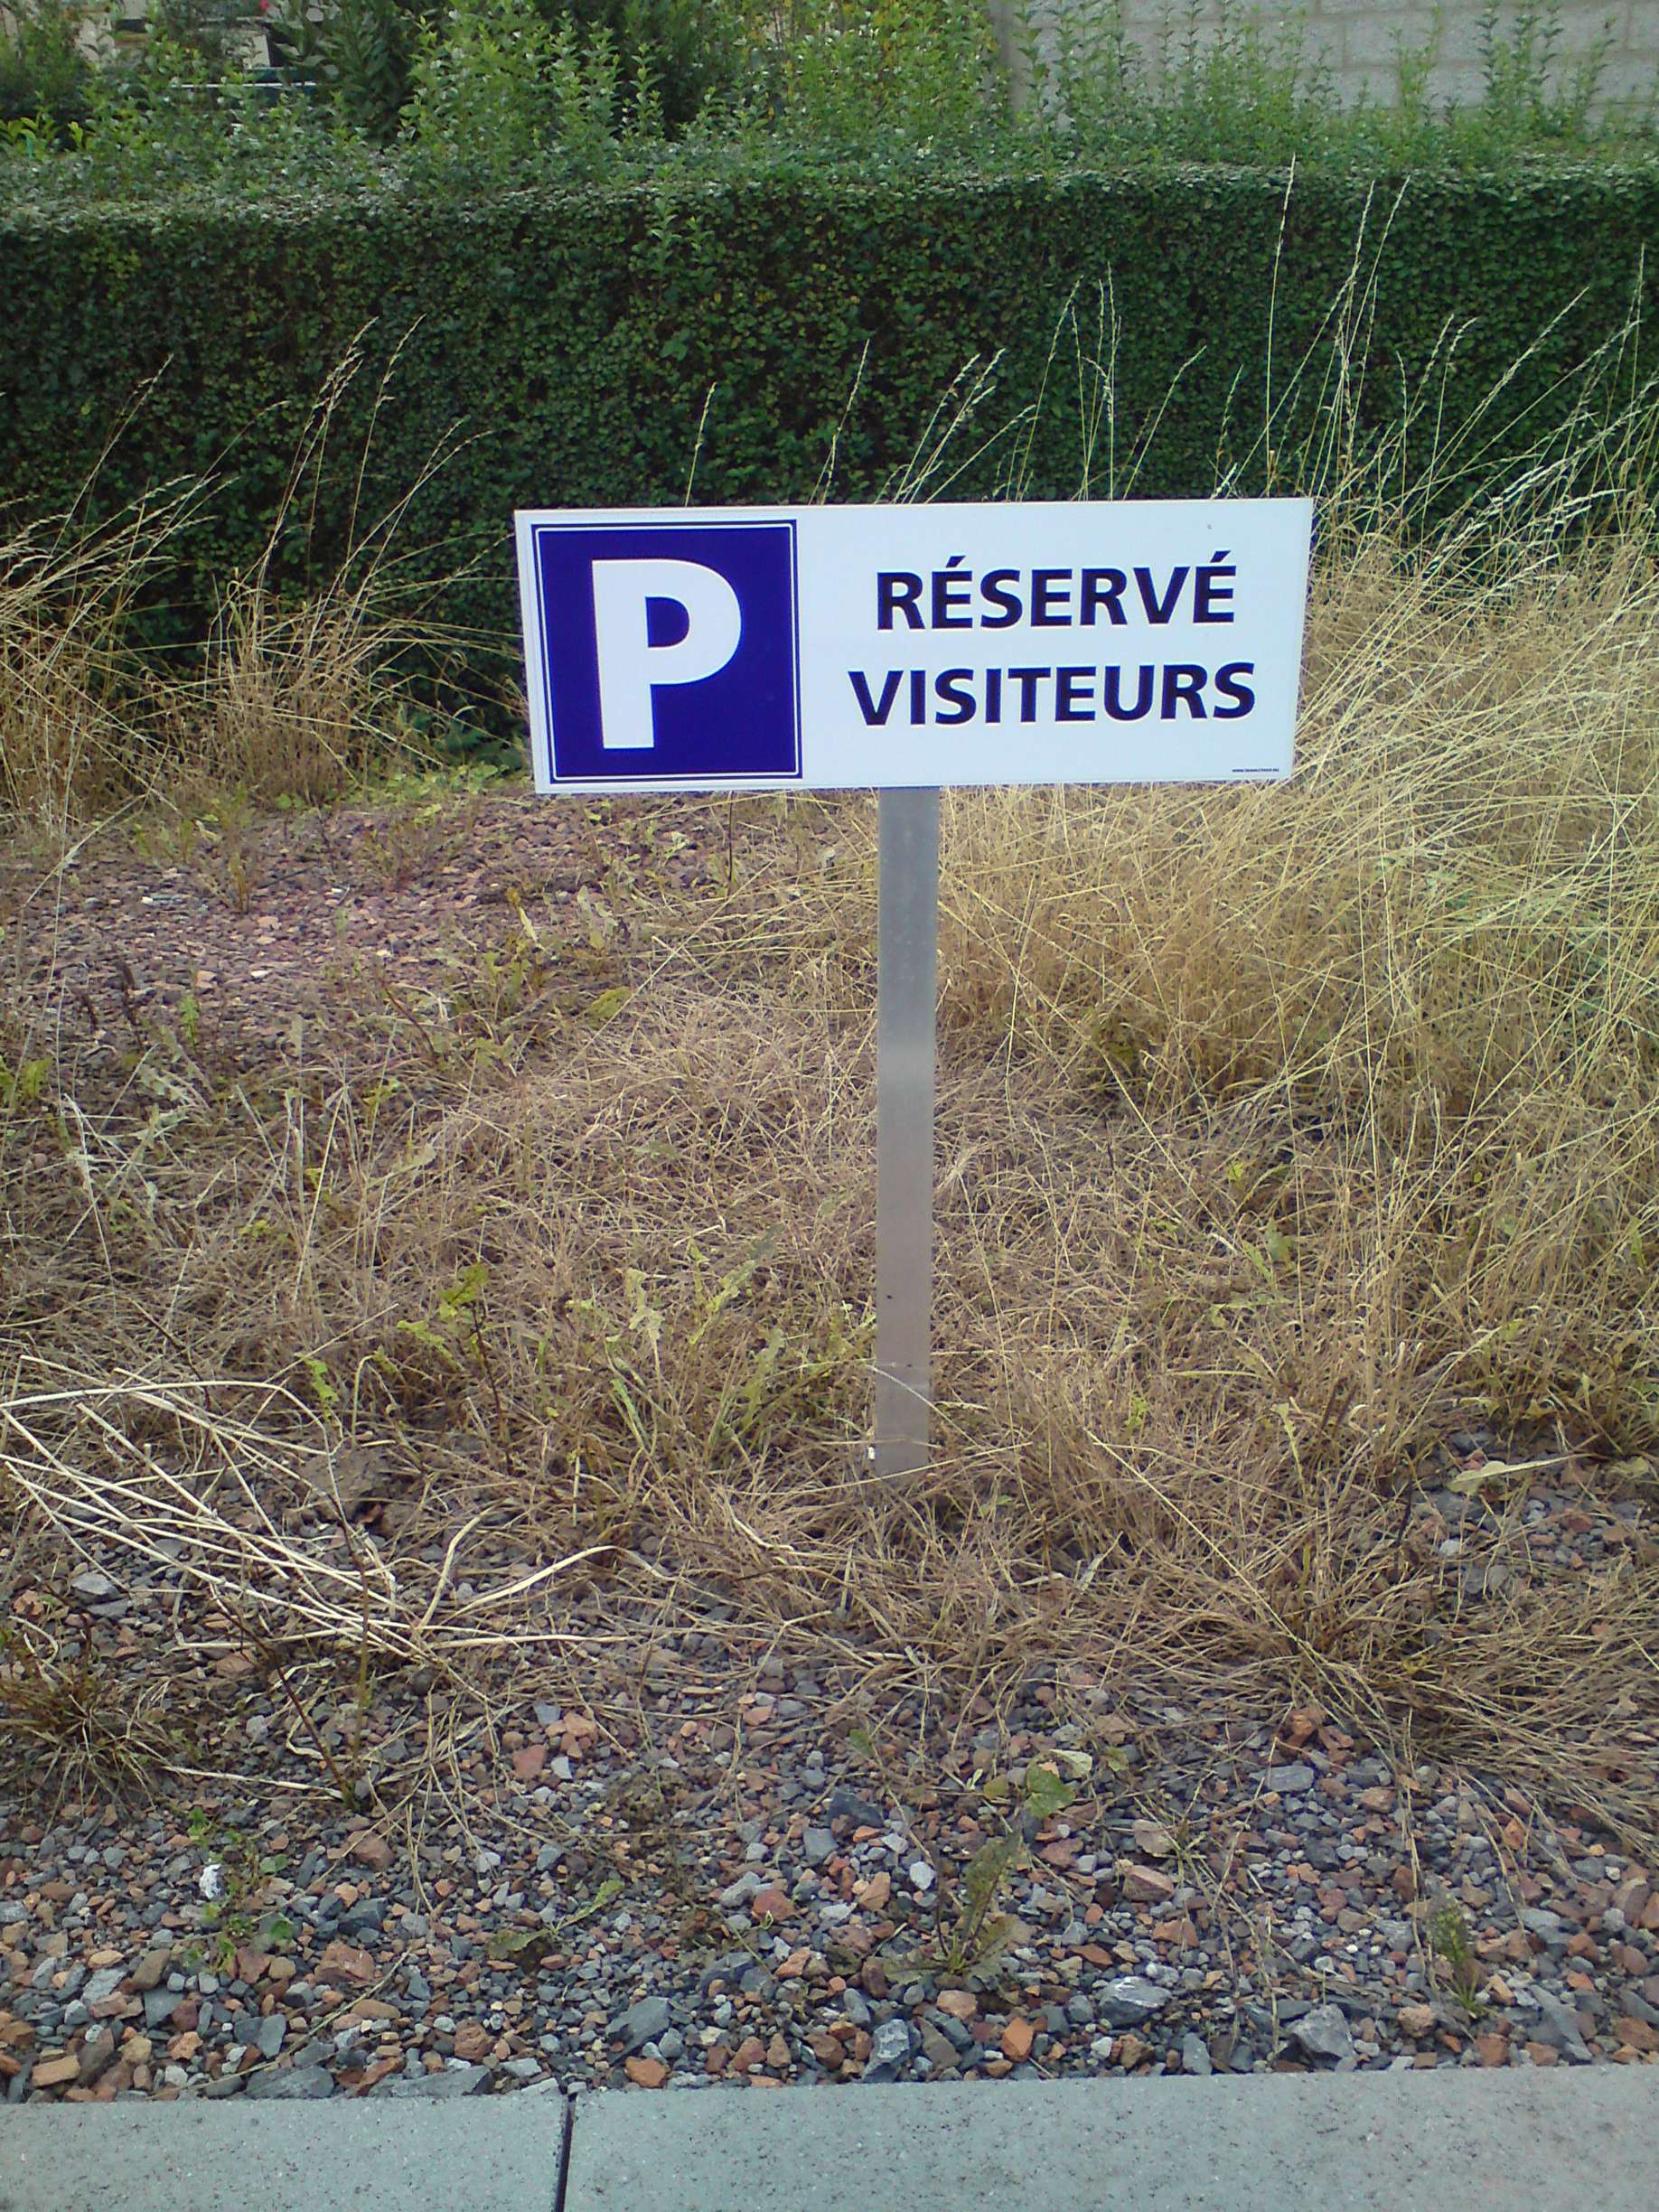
0 164 1654 689
764 0 1008 157
545 0 741 132
327 0 424 147
0 0 98 142
406 0 563 167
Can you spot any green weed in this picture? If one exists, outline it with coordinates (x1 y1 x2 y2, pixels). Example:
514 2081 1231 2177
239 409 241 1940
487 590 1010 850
184 1807 295 1973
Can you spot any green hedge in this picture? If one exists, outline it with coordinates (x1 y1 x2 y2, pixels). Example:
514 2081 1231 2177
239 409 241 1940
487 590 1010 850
2 166 1656 672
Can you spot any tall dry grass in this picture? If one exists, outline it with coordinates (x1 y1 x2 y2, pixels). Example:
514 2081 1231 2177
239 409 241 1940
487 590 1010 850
0 491 190 828
0 495 413 822
946 525 1659 1449
0 346 463 827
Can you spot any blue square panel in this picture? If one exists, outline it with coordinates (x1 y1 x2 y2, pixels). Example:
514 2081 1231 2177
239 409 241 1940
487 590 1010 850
529 519 801 783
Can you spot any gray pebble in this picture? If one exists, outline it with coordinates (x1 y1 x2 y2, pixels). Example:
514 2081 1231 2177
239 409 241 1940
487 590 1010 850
1265 1763 1317 1795
862 2019 913 2081
245 2066 334 2101
1097 1976 1172 2028
611 1994 672 2051
827 1785 886 1830
1528 1988 1591 2062
1290 2004 1355 2064
380 2063 492 2098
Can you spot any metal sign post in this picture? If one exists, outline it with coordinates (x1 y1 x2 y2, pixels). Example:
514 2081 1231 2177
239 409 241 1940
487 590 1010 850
871 787 941 1478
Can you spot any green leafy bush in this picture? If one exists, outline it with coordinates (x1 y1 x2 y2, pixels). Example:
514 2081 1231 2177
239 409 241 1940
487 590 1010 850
1041 1 1655 169
150 0 243 72
0 0 98 142
406 0 562 166
545 0 741 132
764 0 1007 157
328 0 423 146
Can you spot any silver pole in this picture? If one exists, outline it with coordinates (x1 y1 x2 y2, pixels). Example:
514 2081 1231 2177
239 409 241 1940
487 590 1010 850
872 786 941 1478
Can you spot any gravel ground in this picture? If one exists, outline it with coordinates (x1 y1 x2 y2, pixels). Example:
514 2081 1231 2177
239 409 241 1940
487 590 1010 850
4 1475 1656 2106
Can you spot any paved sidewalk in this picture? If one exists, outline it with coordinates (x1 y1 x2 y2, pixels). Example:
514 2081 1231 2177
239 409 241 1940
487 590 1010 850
566 2069 1659 2210
2 2069 1655 2212
0 2090 570 2212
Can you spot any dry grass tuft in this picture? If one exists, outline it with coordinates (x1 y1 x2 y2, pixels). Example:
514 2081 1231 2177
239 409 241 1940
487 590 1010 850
944 524 1659 1453
0 508 434 824
180 591 398 807
0 491 194 828
0 350 458 831
0 1604 186 1805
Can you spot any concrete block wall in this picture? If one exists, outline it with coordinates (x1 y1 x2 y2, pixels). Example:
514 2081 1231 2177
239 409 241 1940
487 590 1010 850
998 4 1659 115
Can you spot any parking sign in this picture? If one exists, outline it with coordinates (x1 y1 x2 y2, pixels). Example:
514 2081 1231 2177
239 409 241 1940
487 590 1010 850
516 500 1311 792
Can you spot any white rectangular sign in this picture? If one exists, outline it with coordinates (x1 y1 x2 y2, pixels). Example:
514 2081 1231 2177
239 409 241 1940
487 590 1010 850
515 499 1311 792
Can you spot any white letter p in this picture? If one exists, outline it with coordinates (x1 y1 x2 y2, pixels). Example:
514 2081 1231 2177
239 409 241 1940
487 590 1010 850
590 558 742 751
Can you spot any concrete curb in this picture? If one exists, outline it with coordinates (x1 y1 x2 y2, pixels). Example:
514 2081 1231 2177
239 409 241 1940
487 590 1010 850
0 2086 571 2212
562 2068 1659 2211
2 2069 1654 2212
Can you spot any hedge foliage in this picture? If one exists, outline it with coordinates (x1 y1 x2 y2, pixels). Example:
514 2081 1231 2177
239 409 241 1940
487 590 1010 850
2 165 1656 673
